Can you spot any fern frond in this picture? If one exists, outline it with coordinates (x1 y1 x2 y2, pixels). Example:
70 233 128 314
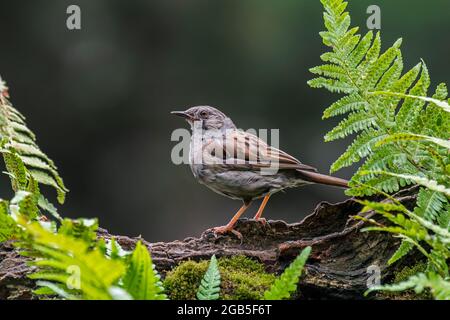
0 83 68 204
358 199 408 215
308 77 355 94
376 132 450 150
371 90 450 114
362 39 402 91
348 31 373 67
17 218 126 300
376 53 404 91
422 83 450 138
330 129 387 172
348 147 413 196
312 0 450 204
414 188 448 222
324 112 377 141
388 241 414 265
437 204 450 231
396 64 430 130
122 241 167 300
263 246 311 300
58 218 99 243
196 255 221 300
310 64 348 81
322 94 368 119
366 272 450 300
348 175 406 196
0 199 18 242
34 281 76 299
367 171 450 197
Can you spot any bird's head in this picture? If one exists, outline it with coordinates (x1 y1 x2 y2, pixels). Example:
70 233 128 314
171 106 235 131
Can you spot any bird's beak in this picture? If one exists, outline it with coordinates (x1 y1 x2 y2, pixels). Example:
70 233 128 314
171 111 192 120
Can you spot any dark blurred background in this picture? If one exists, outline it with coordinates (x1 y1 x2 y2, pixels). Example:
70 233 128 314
0 0 448 241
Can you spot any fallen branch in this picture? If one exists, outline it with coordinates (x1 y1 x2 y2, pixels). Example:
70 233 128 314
0 187 420 300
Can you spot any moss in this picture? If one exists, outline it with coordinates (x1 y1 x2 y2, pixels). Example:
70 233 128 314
393 262 427 283
163 260 208 300
163 255 275 300
377 262 431 300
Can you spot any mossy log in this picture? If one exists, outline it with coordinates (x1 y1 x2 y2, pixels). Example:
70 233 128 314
0 187 420 300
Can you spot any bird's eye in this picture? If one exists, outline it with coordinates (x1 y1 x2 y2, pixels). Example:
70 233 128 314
200 111 208 118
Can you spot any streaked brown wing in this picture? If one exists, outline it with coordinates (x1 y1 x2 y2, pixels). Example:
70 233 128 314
216 130 317 172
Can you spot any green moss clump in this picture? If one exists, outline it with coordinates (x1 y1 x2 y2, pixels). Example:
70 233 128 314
163 255 276 300
163 260 208 300
379 262 432 300
393 262 427 283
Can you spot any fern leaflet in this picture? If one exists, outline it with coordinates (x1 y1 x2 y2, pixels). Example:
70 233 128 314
196 255 221 300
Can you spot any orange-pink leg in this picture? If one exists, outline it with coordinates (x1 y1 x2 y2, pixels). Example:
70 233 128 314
253 194 271 223
213 201 252 235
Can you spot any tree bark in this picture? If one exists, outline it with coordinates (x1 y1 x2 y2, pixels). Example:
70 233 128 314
0 187 420 300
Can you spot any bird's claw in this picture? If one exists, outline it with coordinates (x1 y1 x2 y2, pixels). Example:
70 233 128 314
254 217 267 226
210 226 243 241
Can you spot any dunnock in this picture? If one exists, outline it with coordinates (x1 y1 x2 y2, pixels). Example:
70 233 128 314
172 106 348 237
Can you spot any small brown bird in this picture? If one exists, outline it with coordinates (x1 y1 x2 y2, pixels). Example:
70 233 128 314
172 106 348 237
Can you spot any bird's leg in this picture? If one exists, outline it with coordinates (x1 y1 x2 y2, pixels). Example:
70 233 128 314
212 201 252 237
253 194 271 225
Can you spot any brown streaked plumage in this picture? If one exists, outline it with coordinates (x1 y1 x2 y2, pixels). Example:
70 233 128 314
172 106 348 237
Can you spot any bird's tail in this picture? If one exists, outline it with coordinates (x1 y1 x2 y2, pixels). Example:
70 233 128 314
296 170 349 189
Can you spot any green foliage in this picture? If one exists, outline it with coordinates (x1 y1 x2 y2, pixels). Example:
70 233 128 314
196 255 221 300
58 218 99 243
313 0 450 300
358 198 450 299
164 256 276 300
0 199 19 241
0 79 65 233
367 272 450 300
388 241 414 266
17 218 126 300
0 94 68 205
263 246 311 300
122 241 167 300
394 262 427 284
310 0 450 198
15 214 168 300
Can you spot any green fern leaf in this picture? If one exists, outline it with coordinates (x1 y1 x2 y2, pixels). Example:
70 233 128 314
362 39 402 90
324 112 376 141
196 255 221 300
422 83 449 137
122 241 167 300
0 200 18 242
310 64 348 82
263 246 311 300
357 32 381 77
396 63 430 130
2 149 27 191
10 190 39 219
18 218 126 300
0 84 68 204
322 94 368 119
308 77 355 94
348 31 373 67
366 272 450 300
376 132 450 150
330 129 386 172
59 218 99 243
388 241 414 265
368 171 450 197
376 54 404 91
414 188 448 222
437 204 450 231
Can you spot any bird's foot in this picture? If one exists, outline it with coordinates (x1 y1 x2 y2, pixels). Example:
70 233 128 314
254 217 267 226
210 225 243 241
